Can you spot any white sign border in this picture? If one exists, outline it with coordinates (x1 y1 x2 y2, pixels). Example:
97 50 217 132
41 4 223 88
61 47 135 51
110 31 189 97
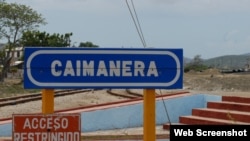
26 50 181 87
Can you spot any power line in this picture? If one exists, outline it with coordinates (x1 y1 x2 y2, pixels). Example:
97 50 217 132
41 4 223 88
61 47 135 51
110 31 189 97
125 0 147 48
125 0 171 125
159 90 172 125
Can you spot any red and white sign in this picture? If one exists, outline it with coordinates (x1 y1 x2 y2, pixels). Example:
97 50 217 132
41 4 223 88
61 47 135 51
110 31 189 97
12 113 81 141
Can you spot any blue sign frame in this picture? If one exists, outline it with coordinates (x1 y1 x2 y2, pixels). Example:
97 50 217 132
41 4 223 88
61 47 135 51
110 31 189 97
24 47 183 89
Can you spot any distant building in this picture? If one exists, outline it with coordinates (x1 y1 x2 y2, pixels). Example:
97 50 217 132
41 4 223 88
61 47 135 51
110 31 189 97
245 64 249 72
4 46 24 68
0 43 5 49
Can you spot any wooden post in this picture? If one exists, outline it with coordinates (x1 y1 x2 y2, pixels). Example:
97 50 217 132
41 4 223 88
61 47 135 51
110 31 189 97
42 89 54 114
143 89 156 141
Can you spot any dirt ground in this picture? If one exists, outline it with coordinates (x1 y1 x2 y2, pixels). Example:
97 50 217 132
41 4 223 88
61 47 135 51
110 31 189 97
184 69 250 97
0 68 250 119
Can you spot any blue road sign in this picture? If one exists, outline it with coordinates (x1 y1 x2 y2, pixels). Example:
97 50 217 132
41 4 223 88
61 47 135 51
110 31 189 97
24 47 183 89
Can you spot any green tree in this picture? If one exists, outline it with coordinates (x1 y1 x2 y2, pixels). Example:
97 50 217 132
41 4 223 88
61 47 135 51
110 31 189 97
0 1 46 82
19 31 73 62
193 55 203 66
21 31 72 47
184 55 208 72
79 41 98 48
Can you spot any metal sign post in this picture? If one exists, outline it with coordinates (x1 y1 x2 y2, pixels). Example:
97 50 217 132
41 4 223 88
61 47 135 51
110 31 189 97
143 89 156 141
42 89 54 114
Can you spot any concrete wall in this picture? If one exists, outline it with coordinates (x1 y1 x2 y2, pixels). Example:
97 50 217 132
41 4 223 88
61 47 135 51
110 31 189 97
0 94 221 136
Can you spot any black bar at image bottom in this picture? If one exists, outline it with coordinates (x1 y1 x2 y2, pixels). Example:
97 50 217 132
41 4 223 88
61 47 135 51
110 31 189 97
170 125 250 141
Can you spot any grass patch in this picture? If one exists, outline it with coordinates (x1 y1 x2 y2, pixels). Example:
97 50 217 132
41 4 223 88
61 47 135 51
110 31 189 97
0 78 40 98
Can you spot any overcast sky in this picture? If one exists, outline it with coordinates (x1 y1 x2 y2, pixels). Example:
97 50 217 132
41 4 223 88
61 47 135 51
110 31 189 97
7 0 250 59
